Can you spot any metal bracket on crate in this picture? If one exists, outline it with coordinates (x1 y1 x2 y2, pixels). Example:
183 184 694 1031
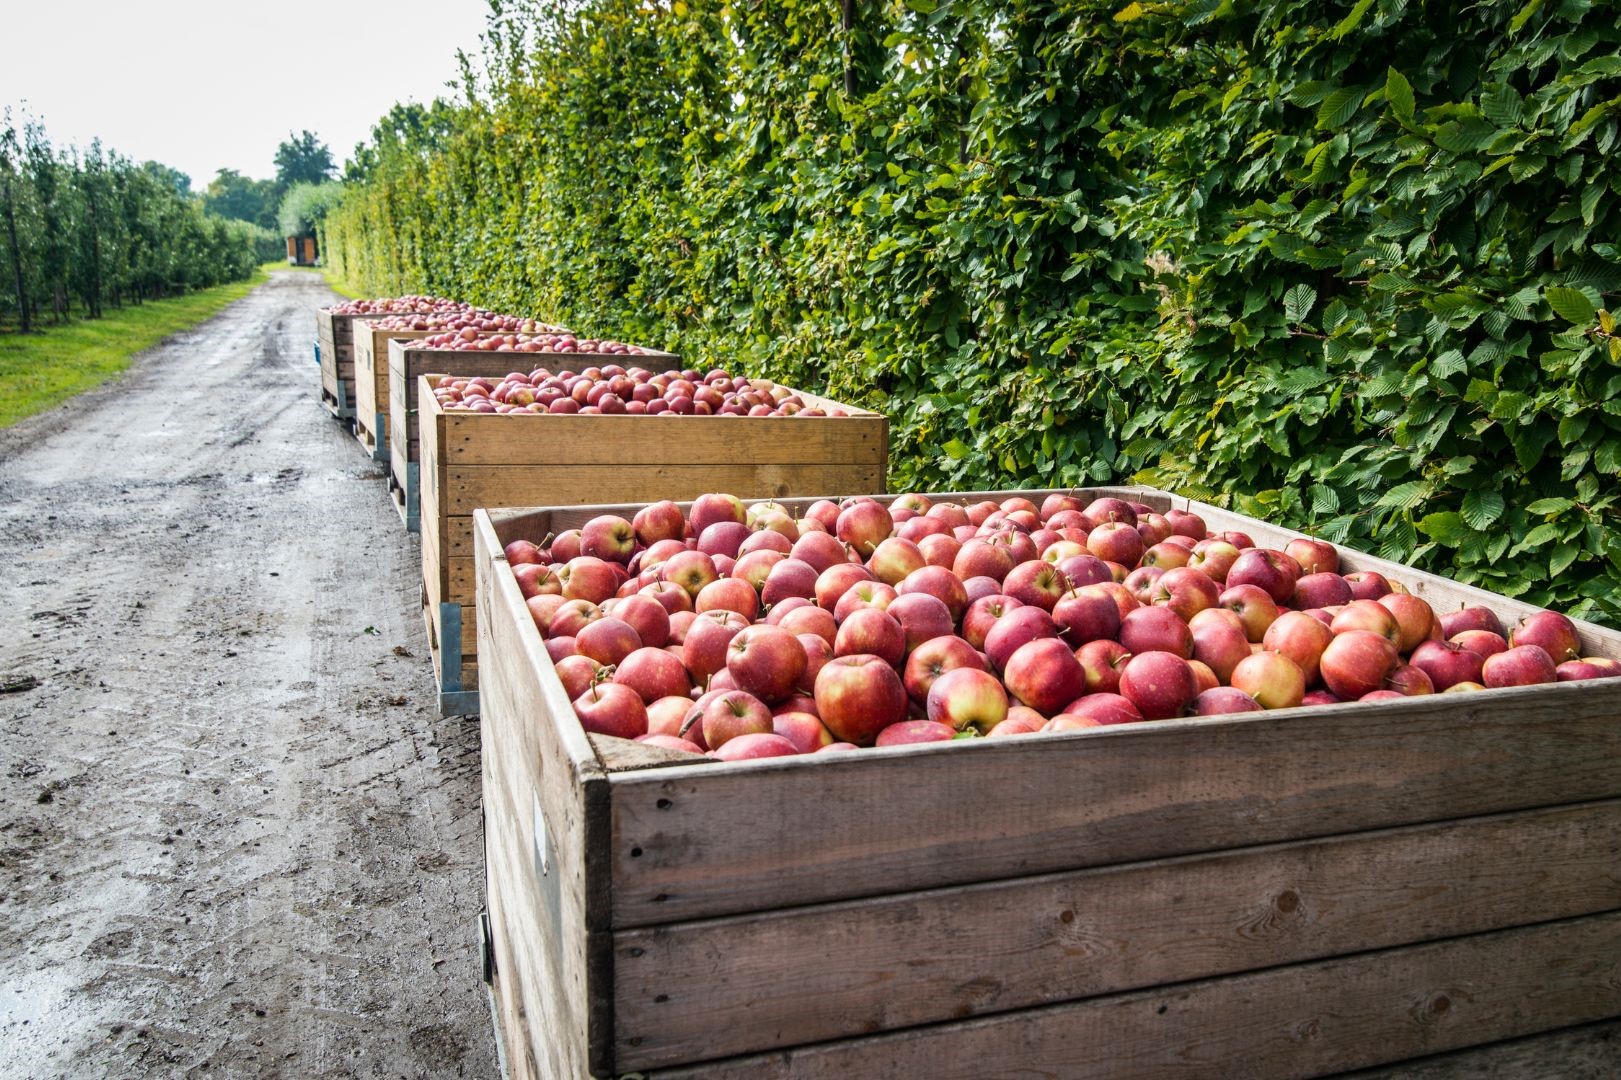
313 340 321 366
438 602 480 716
370 412 389 461
479 910 496 984
404 461 419 533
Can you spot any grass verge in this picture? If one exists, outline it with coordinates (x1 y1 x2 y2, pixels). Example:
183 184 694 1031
0 268 269 429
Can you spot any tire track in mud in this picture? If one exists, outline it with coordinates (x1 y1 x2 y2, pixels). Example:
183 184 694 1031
0 272 494 1078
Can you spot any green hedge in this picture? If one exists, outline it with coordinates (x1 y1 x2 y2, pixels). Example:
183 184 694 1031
324 0 1621 622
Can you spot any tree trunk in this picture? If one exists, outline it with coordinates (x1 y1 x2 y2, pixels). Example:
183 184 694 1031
2 173 28 332
841 0 857 98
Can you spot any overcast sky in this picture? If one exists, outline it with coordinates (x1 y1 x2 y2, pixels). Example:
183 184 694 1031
2 0 492 187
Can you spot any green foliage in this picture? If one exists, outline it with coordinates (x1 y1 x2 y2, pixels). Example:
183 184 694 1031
278 181 344 238
2 113 266 329
325 0 1621 623
273 130 336 190
204 168 279 230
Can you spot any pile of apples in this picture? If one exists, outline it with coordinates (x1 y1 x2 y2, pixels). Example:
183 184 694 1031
361 311 562 334
411 330 654 354
504 493 1617 763
327 296 469 316
435 367 850 416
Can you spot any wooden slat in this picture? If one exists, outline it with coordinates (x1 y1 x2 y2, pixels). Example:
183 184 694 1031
441 463 886 516
613 799 1621 1069
440 412 887 467
608 684 1621 926
650 911 1621 1080
477 514 615 1075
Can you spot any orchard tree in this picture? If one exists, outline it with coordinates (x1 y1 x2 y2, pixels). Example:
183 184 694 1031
204 168 277 230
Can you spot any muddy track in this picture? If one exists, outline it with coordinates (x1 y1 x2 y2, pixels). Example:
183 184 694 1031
0 272 493 1077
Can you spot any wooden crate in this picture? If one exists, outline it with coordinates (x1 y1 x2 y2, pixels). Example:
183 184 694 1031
352 322 442 461
315 305 453 426
472 486 1621 1079
421 381 888 717
386 340 678 533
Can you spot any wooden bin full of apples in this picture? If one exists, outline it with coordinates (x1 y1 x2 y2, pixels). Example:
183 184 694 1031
471 485 1621 1079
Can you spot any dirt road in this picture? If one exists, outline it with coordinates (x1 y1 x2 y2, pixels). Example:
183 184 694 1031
0 271 494 1077
3 270 1620 1079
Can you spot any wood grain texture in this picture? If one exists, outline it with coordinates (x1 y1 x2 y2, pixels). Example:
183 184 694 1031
588 734 712 773
439 411 886 467
609 684 1621 925
477 522 613 1076
439 463 886 517
648 911 1621 1080
613 799 1621 1069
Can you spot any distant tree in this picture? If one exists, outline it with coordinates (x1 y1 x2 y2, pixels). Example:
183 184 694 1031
203 169 277 230
274 130 336 192
142 161 191 197
278 181 344 238
1 116 30 331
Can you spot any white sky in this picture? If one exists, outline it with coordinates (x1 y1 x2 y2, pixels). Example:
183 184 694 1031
1 0 493 187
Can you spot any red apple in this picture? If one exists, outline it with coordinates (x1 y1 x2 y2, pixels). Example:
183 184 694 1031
1084 497 1138 528
772 711 835 753
1191 618 1252 684
963 594 1023 650
694 689 773 749
833 580 898 623
1076 639 1132 694
613 647 691 703
710 732 799 761
952 539 1015 583
1557 660 1620 682
925 666 1008 733
867 537 926 585
1165 509 1207 540
682 610 750 685
696 577 760 621
513 562 562 599
814 654 909 745
1118 605 1193 660
505 539 545 566
1319 630 1400 700
777 604 837 646
1150 566 1221 621
1055 553 1113 589
580 514 637 564
1301 689 1342 706
571 682 648 738
1003 638 1086 715
525 593 568 635
836 501 894 558
1225 549 1299 606
1439 605 1506 639
633 500 687 545
815 562 875 610
1056 693 1143 727
1343 571 1392 601
760 558 820 608
1118 651 1198 720
638 581 693 616
1330 599 1401 645
1230 651 1306 709
1378 593 1436 653
1124 565 1166 606
554 654 605 700
1001 560 1071 612
917 532 963 569
1285 537 1338 575
1409 640 1484 691
1451 629 1510 659
1087 521 1144 567
660 550 720 599
896 566 970 623
1218 583 1280 643
875 720 957 747
1510 611 1581 663
1052 587 1121 647
727 624 807 703
1482 644 1558 688
984 606 1060 672
835 607 907 666
903 634 986 704
689 492 746 534
560 556 620 604
1186 539 1241 584
1384 663 1434 696
1140 542 1191 571
576 617 641 666
792 531 851 574
1292 572 1353 610
886 593 957 655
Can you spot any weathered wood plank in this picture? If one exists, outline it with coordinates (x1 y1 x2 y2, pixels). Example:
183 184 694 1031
439 463 887 516
613 799 1621 1068
649 912 1621 1080
478 515 617 1074
608 684 1621 926
440 411 886 467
